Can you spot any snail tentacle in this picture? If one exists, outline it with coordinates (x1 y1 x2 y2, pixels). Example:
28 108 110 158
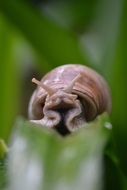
64 74 81 93
32 78 55 95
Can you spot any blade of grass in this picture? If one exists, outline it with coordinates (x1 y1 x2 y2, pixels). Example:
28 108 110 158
79 0 123 74
0 0 86 71
0 14 19 141
7 114 110 190
110 0 127 176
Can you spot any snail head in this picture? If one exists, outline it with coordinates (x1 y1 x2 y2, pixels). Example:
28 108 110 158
32 74 81 106
31 74 84 135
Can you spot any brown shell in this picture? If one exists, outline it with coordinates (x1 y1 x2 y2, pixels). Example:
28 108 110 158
29 64 111 122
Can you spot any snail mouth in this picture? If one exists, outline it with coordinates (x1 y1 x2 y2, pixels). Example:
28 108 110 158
54 108 72 136
30 99 86 136
46 100 85 135
47 101 74 135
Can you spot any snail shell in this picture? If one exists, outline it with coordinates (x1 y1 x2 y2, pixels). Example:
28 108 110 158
28 64 111 135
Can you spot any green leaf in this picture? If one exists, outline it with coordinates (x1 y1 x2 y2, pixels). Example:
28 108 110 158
0 14 20 141
7 114 110 190
79 0 123 74
0 139 8 159
39 0 98 32
0 0 86 70
110 0 127 176
0 157 7 190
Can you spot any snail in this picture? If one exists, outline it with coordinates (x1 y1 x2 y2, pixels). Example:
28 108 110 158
28 64 111 135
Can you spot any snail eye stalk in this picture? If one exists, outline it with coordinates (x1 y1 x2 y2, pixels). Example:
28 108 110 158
32 78 54 96
64 74 81 93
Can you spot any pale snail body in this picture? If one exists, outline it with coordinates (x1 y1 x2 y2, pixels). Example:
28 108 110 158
28 64 111 135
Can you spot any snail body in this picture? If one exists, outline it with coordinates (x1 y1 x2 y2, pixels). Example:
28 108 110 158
28 64 111 135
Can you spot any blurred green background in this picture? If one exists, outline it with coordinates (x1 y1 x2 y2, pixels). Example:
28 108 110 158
0 0 127 189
